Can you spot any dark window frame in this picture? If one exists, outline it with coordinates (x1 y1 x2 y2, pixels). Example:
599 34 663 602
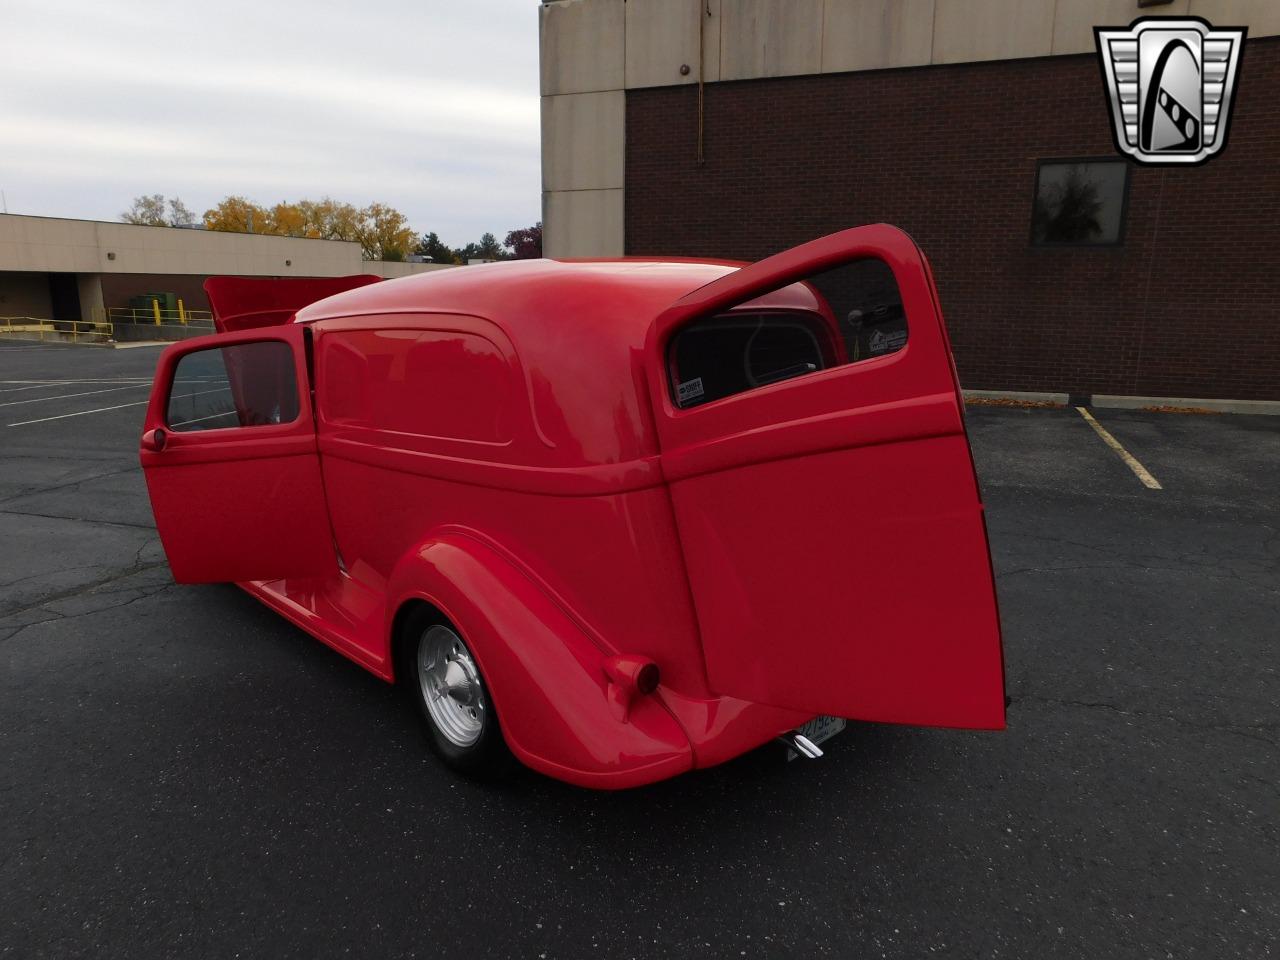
165 339 301 432
1029 157 1131 249
667 308 835 410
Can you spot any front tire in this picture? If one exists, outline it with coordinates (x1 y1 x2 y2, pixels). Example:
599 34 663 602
405 609 510 777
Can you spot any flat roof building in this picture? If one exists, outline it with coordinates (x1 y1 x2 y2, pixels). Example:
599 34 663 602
0 213 446 329
539 0 1280 401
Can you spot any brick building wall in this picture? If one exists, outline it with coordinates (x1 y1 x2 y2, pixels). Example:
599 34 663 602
625 39 1280 401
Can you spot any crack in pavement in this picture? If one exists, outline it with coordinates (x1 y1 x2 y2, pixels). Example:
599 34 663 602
0 464 141 507
0 560 171 629
0 507 156 532
0 581 177 645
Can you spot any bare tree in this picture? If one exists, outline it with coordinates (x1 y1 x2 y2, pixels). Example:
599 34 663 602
121 194 168 226
167 197 196 226
121 194 197 227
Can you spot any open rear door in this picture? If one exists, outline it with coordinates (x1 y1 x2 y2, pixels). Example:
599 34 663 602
646 225 1005 729
139 324 337 583
205 275 381 333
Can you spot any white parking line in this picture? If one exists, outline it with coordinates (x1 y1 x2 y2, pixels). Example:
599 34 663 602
0 379 152 393
7 398 152 427
1076 407 1163 490
6 388 225 428
0 383 151 408
169 410 240 427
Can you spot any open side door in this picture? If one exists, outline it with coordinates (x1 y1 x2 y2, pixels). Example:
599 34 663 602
139 324 338 583
645 224 1005 729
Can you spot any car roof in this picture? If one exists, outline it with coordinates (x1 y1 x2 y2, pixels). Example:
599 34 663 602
292 257 838 468
296 259 753 467
294 258 744 339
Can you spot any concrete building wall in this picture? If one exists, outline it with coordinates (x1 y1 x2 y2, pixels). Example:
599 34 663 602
0 214 450 323
540 0 1280 256
0 214 365 277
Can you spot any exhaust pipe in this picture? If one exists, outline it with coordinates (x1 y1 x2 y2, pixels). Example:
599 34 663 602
776 731 824 759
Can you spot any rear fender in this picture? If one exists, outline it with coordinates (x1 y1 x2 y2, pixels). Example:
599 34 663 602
386 533 692 789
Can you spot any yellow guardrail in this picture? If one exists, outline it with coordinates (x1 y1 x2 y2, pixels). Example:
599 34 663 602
101 301 214 326
0 317 114 343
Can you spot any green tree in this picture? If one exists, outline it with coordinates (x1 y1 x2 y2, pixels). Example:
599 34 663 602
477 232 504 260
456 232 507 262
415 232 458 264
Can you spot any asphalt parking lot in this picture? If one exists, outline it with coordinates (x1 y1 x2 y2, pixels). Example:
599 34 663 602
1 340 1276 959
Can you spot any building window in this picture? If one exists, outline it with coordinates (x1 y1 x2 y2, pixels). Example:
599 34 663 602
1031 160 1129 246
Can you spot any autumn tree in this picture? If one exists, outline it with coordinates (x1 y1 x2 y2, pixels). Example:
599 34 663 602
292 198 362 242
504 222 542 259
198 195 416 259
121 194 197 227
355 202 417 261
203 195 269 234
268 201 309 238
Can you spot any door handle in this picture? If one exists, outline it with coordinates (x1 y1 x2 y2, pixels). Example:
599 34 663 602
141 428 168 452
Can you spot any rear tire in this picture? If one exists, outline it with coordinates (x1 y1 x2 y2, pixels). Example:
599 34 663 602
403 607 511 778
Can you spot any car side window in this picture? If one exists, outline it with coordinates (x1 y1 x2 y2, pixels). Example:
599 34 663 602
669 257 907 409
319 328 513 444
167 340 299 432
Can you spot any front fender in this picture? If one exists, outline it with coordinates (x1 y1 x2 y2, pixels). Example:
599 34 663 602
386 533 693 789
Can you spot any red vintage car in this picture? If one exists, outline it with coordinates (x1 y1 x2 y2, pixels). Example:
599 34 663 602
139 225 1005 789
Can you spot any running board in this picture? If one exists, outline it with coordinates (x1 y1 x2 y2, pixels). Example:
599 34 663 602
776 731 824 759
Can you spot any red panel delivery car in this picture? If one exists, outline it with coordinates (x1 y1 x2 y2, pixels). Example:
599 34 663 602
139 225 1006 789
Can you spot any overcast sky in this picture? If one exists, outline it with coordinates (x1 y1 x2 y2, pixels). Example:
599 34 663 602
0 0 541 246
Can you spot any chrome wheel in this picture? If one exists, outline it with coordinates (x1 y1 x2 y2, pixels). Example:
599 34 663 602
416 625 486 748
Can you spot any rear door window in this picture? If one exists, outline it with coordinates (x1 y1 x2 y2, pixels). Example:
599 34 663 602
669 258 906 409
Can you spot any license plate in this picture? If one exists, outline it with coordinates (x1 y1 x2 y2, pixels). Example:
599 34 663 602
786 715 846 760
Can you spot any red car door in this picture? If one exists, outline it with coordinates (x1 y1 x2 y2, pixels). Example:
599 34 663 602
139 324 337 583
646 225 1005 729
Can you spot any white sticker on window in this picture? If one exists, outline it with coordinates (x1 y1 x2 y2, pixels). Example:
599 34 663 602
869 328 908 355
677 377 705 404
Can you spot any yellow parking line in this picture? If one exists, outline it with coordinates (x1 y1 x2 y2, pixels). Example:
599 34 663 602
1076 407 1162 490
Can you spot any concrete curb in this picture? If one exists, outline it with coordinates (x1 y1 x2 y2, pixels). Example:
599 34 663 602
963 389 1280 416
0 337 112 349
1091 394 1280 416
0 338 169 350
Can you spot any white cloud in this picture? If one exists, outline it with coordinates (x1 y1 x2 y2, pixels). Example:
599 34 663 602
0 0 543 246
